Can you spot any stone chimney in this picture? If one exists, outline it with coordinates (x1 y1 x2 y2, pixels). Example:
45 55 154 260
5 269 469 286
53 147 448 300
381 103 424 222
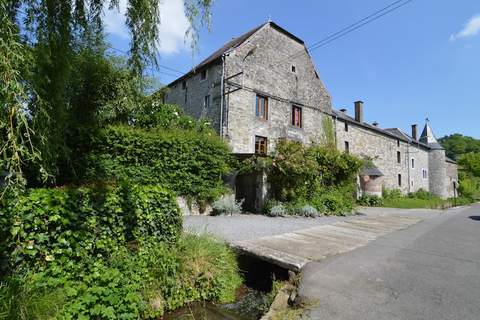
411 124 418 141
354 101 364 123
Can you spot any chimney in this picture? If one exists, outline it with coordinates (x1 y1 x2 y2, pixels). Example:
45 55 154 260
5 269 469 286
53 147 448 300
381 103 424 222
372 121 379 127
340 108 347 113
354 101 364 123
411 124 418 140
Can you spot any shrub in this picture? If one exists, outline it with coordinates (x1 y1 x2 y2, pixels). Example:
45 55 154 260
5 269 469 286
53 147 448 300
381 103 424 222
297 205 319 217
0 234 242 320
268 204 288 217
1 183 181 273
243 140 362 216
357 194 384 207
81 125 233 202
382 188 402 200
408 188 433 200
211 194 244 215
458 177 477 199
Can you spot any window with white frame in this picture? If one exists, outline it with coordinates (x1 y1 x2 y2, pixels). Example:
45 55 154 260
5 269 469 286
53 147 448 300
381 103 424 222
422 169 428 179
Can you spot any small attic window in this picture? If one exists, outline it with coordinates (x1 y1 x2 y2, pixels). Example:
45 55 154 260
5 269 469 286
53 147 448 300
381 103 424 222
291 65 296 73
200 69 207 81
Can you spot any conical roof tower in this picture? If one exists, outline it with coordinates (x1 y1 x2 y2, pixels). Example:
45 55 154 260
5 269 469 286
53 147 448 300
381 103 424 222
419 119 444 150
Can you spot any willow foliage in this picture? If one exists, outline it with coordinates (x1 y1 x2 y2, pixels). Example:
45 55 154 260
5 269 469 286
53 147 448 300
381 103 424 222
1 0 213 190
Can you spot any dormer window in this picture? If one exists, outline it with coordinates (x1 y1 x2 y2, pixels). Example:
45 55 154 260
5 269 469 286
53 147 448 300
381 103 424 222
200 69 207 81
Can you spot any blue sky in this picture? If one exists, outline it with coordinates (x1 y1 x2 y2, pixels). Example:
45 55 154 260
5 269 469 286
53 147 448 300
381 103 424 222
106 0 480 138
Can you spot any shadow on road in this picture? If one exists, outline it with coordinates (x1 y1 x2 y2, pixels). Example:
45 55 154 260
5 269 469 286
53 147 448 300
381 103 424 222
468 216 480 221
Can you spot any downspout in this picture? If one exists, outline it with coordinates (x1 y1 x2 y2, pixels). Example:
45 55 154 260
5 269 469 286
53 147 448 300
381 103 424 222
407 143 411 193
220 54 226 138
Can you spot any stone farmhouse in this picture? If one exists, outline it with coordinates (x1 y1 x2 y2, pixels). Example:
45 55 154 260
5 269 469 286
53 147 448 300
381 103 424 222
164 21 458 211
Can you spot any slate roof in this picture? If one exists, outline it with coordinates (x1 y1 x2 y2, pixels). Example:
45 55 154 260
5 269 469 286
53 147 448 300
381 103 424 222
332 109 412 144
419 122 444 150
168 21 305 86
362 167 384 177
332 109 445 152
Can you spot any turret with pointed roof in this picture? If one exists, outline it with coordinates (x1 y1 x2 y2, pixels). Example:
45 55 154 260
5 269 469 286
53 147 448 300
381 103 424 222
419 120 444 150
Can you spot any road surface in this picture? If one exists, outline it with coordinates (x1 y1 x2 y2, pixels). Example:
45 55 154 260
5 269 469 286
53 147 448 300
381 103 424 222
299 205 480 320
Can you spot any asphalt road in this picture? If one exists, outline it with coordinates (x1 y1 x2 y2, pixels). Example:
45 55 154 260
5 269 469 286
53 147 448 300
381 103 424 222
299 205 480 320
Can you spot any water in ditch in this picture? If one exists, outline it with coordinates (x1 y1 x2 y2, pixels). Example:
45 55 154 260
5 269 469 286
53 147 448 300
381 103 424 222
162 254 290 320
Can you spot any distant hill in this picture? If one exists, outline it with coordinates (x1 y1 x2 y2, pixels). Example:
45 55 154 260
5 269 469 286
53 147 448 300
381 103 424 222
438 134 480 160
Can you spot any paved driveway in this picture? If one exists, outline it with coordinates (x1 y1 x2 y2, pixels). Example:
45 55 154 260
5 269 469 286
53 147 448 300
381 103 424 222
299 205 480 320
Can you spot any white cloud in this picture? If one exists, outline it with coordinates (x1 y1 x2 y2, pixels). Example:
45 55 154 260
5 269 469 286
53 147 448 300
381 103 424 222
104 0 191 54
450 15 480 41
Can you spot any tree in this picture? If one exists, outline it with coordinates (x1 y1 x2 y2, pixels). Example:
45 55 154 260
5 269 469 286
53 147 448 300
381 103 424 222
2 0 213 188
438 134 480 160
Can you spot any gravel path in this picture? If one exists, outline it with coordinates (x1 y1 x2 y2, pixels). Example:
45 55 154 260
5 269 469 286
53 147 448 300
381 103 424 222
183 207 446 243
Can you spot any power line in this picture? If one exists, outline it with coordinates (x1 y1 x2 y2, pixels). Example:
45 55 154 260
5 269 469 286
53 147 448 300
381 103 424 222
275 0 413 66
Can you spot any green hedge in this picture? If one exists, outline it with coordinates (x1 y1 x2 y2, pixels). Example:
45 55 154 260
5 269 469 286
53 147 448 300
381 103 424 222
0 184 181 273
82 125 233 201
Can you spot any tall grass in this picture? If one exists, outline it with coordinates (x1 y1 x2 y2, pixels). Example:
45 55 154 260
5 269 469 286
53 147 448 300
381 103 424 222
0 275 65 320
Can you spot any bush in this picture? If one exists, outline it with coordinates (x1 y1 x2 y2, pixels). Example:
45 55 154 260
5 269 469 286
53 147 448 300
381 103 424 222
297 205 319 217
211 194 244 215
268 204 288 217
0 183 181 273
357 194 384 207
408 188 433 200
382 188 402 200
458 177 477 199
0 234 242 319
81 125 233 202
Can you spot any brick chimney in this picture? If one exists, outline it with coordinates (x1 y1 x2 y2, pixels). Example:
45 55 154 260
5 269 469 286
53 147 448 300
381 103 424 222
354 101 364 123
411 124 418 140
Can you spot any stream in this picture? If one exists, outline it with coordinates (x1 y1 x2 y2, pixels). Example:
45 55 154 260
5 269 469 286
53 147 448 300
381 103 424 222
162 254 290 320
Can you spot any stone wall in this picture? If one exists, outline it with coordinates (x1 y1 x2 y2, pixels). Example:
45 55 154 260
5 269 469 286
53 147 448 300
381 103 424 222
407 143 430 192
223 23 332 153
335 117 431 195
165 63 223 132
428 149 448 199
446 160 459 198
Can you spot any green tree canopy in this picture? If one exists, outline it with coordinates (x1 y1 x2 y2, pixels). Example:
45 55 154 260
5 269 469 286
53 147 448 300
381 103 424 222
438 133 480 160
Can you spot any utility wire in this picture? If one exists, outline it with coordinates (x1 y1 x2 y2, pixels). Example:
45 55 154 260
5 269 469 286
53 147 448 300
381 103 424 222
275 0 413 66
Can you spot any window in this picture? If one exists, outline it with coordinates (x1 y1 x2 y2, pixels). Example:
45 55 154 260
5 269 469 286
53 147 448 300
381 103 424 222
182 80 186 90
200 69 207 81
411 158 415 169
184 87 188 104
397 140 400 147
398 174 402 187
397 151 401 164
291 106 302 128
422 169 428 179
255 136 268 155
255 95 268 120
411 180 414 187
344 122 349 132
204 95 210 109
345 141 350 154
291 65 296 73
